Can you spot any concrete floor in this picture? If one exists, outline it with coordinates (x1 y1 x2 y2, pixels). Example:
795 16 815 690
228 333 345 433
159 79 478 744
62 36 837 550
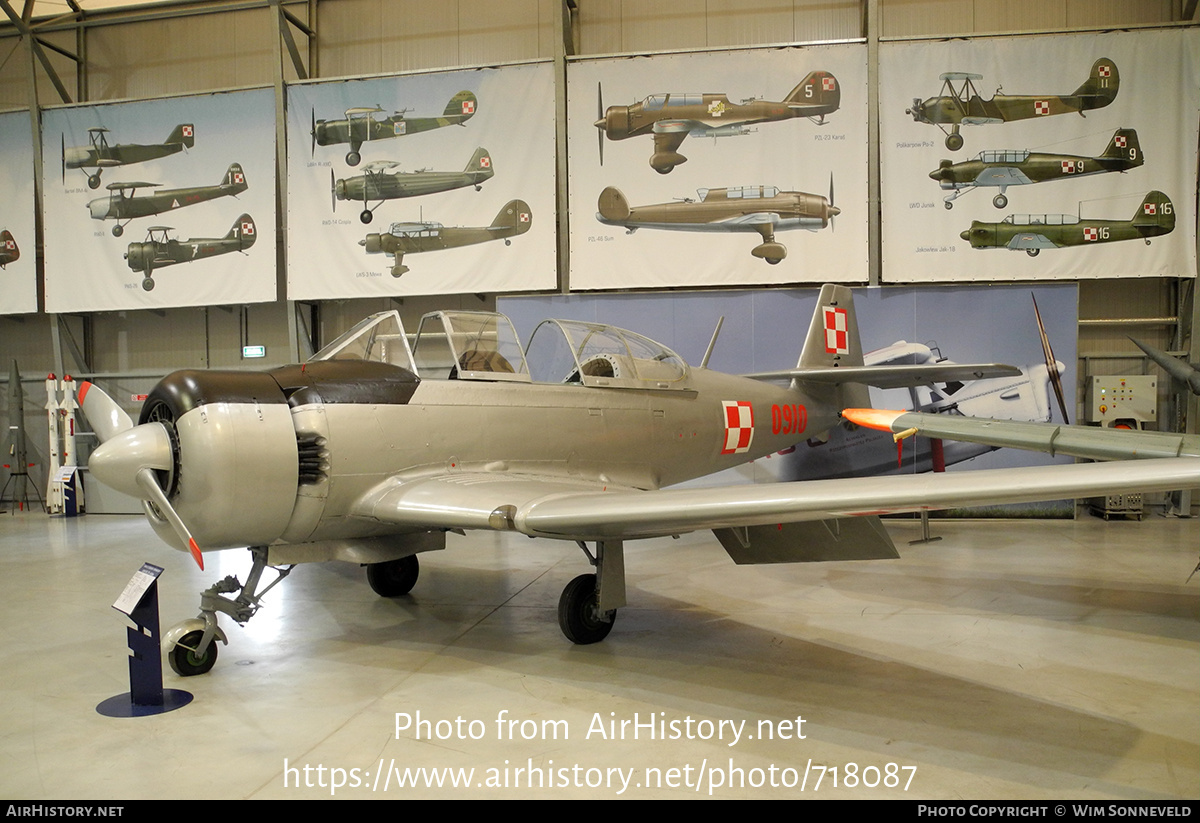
0 510 1196 800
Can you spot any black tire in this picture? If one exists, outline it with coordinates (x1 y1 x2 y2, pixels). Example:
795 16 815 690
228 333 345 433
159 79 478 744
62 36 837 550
993 193 1008 209
367 554 419 597
558 573 615 645
944 201 953 210
112 224 123 237
88 174 101 189
946 133 963 151
360 209 373 224
142 277 155 291
1026 248 1040 257
169 630 218 677
654 165 673 175
347 150 361 166
765 257 782 265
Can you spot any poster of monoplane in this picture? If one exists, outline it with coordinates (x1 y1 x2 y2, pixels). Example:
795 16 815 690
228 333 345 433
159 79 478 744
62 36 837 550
567 44 869 290
0 110 37 315
880 29 1198 282
286 61 556 300
42 87 276 312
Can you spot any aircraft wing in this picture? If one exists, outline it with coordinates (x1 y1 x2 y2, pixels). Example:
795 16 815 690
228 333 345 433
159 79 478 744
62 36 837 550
743 363 1020 388
1006 233 1059 251
351 460 1199 543
977 167 1032 185
652 119 698 134
961 116 1004 125
841 408 1200 461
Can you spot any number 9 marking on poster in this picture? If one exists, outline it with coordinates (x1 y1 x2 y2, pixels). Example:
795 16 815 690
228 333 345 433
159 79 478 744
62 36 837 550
771 403 807 435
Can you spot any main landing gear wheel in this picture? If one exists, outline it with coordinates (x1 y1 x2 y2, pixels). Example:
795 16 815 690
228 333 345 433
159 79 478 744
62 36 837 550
346 150 361 166
142 277 155 291
654 165 674 175
169 630 218 677
765 257 782 265
88 174 101 189
112 224 124 237
1026 248 1040 257
993 193 1008 209
558 573 615 645
945 133 964 151
367 554 420 597
360 209 373 224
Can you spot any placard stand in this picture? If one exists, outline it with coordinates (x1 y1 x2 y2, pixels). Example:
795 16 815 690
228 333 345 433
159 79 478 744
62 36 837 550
97 563 193 717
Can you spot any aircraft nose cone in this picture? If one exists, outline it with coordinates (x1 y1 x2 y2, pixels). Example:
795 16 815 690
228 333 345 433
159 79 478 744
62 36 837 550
828 204 841 218
593 118 605 130
89 422 173 499
959 230 971 242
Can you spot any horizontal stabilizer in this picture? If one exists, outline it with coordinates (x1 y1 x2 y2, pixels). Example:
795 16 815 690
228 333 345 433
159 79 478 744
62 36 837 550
745 362 1020 389
715 516 898 565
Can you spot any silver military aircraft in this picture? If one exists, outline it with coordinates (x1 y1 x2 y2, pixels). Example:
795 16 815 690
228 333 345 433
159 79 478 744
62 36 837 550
78 285 1198 676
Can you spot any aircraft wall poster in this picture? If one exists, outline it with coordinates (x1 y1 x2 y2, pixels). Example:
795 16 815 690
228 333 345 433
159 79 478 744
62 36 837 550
880 29 1198 282
0 110 37 315
42 88 276 313
286 61 556 300
500 282 1078 513
567 44 869 290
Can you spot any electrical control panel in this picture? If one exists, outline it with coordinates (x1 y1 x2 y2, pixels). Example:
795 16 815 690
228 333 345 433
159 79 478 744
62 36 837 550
1085 375 1157 427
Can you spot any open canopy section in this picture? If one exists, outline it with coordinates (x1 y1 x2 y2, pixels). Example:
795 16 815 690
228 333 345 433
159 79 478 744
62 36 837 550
412 310 531 381
524 319 692 390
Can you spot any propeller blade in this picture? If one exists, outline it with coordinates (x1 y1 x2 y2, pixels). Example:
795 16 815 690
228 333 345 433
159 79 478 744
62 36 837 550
310 108 316 157
77 381 133 442
1032 294 1070 424
61 133 65 184
330 168 336 214
136 467 203 571
828 173 837 230
597 81 605 167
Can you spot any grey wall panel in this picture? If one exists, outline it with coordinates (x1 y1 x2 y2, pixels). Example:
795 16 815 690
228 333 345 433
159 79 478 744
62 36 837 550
85 8 275 100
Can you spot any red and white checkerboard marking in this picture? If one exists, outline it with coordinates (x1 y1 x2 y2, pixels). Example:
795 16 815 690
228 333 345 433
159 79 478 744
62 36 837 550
1084 227 1099 241
1061 160 1075 174
479 156 490 168
823 306 848 354
822 76 836 91
181 125 193 137
1098 65 1111 77
1034 101 1050 115
241 221 254 236
233 172 244 184
721 401 755 455
1143 203 1157 215
462 100 475 114
1114 135 1126 148
519 212 530 223
4 239 14 250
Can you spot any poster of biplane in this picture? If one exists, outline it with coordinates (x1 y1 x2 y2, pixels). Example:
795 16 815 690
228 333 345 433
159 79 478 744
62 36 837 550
42 87 276 313
286 61 556 300
567 43 869 291
880 29 1198 282
0 110 36 315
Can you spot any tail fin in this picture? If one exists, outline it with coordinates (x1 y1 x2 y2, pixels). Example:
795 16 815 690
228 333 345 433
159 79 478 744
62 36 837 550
0 230 17 266
1100 128 1141 167
797 284 870 408
228 214 257 250
446 90 477 120
466 147 493 175
1131 191 1175 233
224 163 248 191
167 124 195 149
596 186 631 222
1070 58 1119 109
784 71 840 115
490 200 532 235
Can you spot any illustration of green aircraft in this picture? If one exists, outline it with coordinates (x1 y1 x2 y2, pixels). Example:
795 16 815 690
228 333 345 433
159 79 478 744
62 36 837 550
960 191 1174 257
311 91 478 167
124 213 256 292
332 147 495 224
906 58 1119 151
359 199 531 277
595 183 838 264
63 124 194 189
595 72 840 174
931 128 1143 209
0 230 17 268
87 163 249 236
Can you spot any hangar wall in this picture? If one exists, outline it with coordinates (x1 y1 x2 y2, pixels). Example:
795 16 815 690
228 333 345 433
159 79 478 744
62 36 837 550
0 0 1196 500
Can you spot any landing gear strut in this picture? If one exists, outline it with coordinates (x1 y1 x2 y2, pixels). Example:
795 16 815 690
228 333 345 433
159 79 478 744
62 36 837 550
558 539 625 644
164 546 294 676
